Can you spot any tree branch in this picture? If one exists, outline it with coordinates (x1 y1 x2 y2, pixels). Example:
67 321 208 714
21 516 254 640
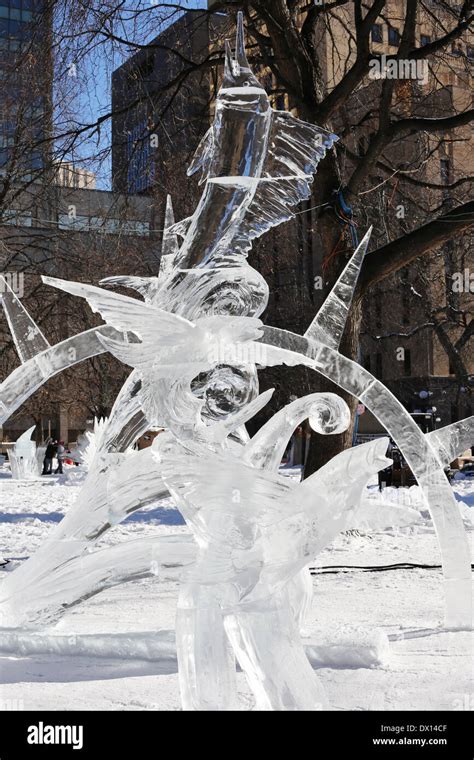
357 200 474 295
389 109 474 137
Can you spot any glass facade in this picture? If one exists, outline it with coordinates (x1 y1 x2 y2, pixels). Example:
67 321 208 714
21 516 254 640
126 119 155 194
0 1 41 50
0 0 49 180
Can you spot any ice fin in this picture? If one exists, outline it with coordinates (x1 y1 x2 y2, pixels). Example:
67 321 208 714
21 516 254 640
42 275 193 340
15 425 36 446
0 275 50 362
223 39 236 82
162 195 179 259
157 195 181 286
166 216 193 240
187 128 215 184
235 11 250 69
305 227 372 348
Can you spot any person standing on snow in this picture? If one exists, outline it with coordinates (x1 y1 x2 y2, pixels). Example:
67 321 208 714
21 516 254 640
54 440 65 474
42 440 56 475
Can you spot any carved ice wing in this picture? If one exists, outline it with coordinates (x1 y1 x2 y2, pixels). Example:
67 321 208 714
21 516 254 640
199 314 263 342
95 334 155 370
99 275 161 303
227 114 338 258
257 342 317 369
42 276 194 343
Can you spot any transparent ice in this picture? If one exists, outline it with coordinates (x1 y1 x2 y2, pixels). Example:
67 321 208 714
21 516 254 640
9 426 44 480
0 12 472 710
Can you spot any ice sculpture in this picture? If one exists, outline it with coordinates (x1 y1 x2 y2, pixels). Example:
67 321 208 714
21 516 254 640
0 325 118 425
261 221 472 630
154 407 390 710
427 419 474 467
0 275 50 362
0 12 472 711
9 426 45 480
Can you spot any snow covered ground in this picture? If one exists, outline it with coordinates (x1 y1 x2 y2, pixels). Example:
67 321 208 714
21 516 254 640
0 466 472 711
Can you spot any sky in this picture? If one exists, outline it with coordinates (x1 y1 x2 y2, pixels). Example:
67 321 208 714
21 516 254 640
61 0 210 190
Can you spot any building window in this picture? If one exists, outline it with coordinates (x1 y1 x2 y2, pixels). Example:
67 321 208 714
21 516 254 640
467 46 474 60
57 213 150 236
127 55 154 85
375 292 382 328
451 42 463 57
440 158 450 184
58 214 90 231
404 349 412 376
402 294 410 324
371 24 383 43
375 353 383 379
388 27 400 46
420 34 431 46
2 209 32 227
126 119 154 194
401 268 410 325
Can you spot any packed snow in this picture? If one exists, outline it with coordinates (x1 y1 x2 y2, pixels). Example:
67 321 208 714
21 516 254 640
0 465 472 711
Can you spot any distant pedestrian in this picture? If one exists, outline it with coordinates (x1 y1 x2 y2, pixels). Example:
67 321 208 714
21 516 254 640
54 440 65 474
42 441 56 475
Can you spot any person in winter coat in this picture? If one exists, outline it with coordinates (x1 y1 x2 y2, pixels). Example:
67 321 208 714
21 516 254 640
54 441 66 474
42 441 56 475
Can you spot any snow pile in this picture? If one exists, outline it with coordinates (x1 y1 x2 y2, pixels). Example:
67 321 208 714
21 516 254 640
0 626 390 669
305 626 390 668
63 466 89 486
0 629 177 662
